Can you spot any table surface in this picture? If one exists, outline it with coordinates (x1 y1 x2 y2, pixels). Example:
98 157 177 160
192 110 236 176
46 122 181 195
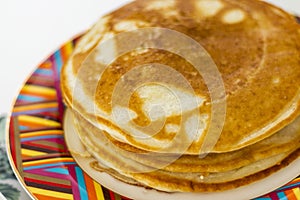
0 0 299 115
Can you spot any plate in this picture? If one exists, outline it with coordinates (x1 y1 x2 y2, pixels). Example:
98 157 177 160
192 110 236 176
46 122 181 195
5 35 300 200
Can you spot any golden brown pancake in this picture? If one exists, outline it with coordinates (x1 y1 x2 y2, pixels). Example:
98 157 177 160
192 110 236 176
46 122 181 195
72 109 300 173
61 0 300 193
69 109 299 192
89 149 299 192
61 0 300 154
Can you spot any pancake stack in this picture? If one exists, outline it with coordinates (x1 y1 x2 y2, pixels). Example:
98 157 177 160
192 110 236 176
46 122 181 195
61 0 300 192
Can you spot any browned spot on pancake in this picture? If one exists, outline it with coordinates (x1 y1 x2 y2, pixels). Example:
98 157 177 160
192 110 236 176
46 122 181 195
129 92 151 127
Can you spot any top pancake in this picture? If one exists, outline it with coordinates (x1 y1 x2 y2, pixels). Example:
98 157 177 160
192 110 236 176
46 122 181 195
61 0 300 153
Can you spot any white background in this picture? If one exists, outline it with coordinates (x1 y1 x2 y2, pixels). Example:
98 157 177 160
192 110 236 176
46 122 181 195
0 0 299 115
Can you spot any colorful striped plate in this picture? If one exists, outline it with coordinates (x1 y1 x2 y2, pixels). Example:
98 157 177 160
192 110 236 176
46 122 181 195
5 34 300 200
